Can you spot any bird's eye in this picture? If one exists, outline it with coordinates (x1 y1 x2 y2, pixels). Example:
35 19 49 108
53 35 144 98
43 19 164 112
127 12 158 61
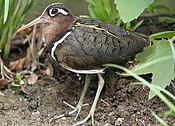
49 8 59 17
48 8 69 17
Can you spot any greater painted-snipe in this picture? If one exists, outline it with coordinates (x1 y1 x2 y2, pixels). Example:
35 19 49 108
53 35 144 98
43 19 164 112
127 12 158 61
17 3 150 126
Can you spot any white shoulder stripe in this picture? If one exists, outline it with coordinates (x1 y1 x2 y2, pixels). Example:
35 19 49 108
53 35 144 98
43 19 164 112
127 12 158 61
51 31 72 61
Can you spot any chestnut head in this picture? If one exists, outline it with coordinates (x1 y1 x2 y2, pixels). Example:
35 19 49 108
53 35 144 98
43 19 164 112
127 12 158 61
17 3 74 42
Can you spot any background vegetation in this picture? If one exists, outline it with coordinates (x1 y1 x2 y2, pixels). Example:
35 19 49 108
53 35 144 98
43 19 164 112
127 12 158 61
85 0 175 125
0 0 33 59
0 0 174 125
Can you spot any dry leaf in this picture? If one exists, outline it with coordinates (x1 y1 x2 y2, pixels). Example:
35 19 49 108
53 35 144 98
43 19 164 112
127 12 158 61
27 73 39 85
0 78 12 90
9 57 26 71
45 63 53 77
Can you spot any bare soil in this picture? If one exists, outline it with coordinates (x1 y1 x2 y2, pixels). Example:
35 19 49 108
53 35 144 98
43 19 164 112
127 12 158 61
0 19 175 126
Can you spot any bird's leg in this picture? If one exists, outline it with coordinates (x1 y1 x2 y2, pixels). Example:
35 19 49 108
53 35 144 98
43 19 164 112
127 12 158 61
73 75 91 120
73 74 104 126
53 75 91 120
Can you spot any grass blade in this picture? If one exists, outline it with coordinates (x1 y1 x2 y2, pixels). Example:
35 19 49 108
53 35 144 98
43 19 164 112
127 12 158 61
0 0 33 58
131 20 144 31
4 0 9 23
151 110 169 126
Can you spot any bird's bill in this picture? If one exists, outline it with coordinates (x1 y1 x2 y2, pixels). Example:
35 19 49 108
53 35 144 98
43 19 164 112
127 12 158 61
16 16 43 33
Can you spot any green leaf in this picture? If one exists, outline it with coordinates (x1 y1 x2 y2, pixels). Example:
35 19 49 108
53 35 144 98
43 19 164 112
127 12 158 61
115 0 154 23
0 0 33 58
150 31 175 42
132 40 175 98
151 5 173 16
85 0 95 5
16 73 22 81
164 17 175 24
88 5 97 18
103 0 111 14
136 45 156 63
85 0 116 24
10 82 21 87
4 0 9 23
104 63 175 112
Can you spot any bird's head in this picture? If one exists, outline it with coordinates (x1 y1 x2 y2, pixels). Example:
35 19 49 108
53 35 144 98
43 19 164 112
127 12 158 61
17 3 74 43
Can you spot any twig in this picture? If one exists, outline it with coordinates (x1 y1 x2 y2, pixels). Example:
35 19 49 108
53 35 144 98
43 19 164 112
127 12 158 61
101 99 110 106
23 33 32 44
0 57 13 79
0 92 4 96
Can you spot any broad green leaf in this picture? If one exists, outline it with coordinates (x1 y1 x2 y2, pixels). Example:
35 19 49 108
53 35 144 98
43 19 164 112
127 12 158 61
4 0 9 23
104 63 175 112
136 45 156 63
132 40 175 99
115 0 154 23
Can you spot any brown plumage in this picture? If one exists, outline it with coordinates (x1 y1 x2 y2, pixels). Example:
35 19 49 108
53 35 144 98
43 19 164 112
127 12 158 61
53 17 149 72
17 3 150 126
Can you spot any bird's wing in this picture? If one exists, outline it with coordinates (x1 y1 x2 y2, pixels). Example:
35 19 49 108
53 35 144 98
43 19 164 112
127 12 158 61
54 33 103 70
73 18 150 64
54 17 150 71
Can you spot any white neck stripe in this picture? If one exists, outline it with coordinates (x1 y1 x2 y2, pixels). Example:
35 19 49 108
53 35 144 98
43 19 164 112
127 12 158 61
51 31 72 61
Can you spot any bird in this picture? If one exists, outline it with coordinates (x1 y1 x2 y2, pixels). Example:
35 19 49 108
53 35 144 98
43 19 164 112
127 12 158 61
17 3 150 126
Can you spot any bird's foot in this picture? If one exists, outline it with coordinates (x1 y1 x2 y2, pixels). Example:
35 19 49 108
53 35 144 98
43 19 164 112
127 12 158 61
72 110 95 126
52 101 89 121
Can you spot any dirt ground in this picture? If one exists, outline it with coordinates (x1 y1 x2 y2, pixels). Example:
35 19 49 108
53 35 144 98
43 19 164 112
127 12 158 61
0 19 175 126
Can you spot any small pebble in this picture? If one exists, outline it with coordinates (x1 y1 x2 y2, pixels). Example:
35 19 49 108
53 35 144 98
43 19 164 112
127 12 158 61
104 123 112 126
31 111 40 119
115 118 124 126
108 111 115 117
61 117 67 120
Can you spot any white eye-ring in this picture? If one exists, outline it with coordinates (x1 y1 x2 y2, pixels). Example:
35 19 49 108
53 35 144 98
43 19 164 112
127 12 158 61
49 8 69 17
